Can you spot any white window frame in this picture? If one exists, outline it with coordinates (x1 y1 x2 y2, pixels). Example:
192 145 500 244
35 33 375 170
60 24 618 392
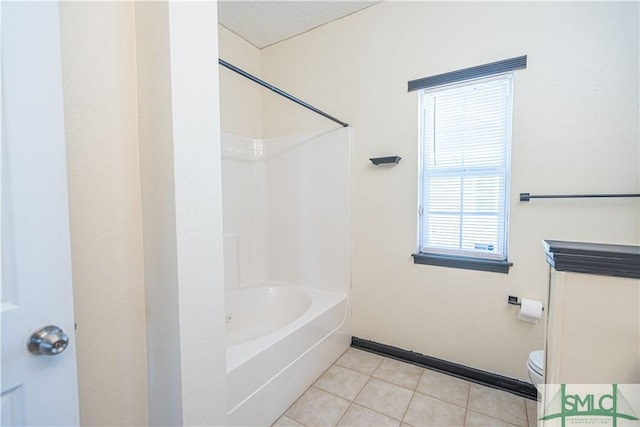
415 74 513 273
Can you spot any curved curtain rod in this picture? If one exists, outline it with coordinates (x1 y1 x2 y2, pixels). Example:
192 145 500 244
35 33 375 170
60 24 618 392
218 58 349 128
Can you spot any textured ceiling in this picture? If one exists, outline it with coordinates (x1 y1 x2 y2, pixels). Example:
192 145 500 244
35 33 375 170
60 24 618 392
218 1 379 49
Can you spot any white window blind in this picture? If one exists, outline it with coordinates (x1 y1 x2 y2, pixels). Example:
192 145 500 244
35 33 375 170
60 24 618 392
419 74 512 260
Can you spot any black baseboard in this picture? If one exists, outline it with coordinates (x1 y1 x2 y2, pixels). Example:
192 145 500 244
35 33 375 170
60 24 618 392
351 337 537 401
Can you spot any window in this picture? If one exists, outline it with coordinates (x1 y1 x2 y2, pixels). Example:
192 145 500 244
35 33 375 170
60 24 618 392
416 74 512 270
409 56 526 273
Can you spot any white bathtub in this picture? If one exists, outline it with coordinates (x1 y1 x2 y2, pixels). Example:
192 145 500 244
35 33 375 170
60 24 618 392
226 282 350 426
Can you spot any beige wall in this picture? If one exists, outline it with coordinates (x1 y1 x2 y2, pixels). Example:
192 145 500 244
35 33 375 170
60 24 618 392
218 26 263 137
54 1 640 421
134 2 182 424
60 2 148 425
251 1 640 380
62 2 227 425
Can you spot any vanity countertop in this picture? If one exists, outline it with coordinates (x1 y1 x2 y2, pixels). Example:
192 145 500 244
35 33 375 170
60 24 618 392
543 240 640 279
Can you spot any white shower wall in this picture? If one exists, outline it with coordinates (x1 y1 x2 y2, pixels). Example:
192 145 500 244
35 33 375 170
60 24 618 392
222 133 269 290
222 128 350 295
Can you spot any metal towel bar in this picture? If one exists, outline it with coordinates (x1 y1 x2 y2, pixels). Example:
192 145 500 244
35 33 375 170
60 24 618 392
520 193 640 202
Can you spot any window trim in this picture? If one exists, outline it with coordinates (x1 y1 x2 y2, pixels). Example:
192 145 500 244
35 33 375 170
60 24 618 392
408 55 526 92
412 252 513 274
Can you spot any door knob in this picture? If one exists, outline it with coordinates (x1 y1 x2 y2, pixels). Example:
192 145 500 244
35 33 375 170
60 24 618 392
27 325 69 356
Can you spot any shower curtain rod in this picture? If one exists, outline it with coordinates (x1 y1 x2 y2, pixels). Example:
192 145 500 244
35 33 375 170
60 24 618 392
218 58 349 128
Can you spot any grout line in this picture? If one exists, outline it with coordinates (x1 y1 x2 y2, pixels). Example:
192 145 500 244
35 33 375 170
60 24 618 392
412 366 424 392
279 350 528 427
397 368 424 424
274 348 355 426
369 353 384 376
350 374 372 404
352 339 538 401
309 384 352 405
333 402 353 427
399 391 415 425
334 349 383 376
334 361 376 379
350 401 406 425
368 375 420 394
526 397 539 427
279 409 304 426
333 358 409 424
523 398 530 427
463 387 528 427
463 379 472 426
318 366 407 425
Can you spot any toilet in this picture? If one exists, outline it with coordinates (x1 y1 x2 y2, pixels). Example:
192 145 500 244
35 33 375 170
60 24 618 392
527 350 544 386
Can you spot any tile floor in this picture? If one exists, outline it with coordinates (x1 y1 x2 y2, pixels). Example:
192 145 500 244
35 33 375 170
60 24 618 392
273 348 538 427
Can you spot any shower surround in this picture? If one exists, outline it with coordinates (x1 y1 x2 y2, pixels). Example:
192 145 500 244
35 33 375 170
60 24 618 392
221 128 351 426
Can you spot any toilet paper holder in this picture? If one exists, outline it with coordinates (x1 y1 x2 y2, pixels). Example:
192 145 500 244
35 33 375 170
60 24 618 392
508 295 544 311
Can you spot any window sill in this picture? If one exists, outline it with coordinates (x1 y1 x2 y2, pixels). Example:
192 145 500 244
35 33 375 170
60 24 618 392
412 252 512 274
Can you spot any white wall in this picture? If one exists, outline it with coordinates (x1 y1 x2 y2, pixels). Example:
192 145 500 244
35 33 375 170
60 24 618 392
137 1 228 424
218 26 262 137
257 1 640 380
166 3 227 424
59 3 148 425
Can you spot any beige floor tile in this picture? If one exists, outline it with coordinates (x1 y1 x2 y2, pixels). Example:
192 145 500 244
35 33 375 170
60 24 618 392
465 410 520 426
272 415 305 426
373 358 423 390
315 365 370 401
337 404 401 427
402 392 466 426
416 369 470 408
335 348 384 375
526 399 539 427
354 378 413 420
468 384 528 426
277 351 537 427
286 386 350 426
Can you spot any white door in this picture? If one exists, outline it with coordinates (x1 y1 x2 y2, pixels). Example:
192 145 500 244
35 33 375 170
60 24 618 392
1 1 80 425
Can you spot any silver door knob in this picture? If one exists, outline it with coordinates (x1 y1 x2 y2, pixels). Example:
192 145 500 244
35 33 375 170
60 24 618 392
27 325 69 356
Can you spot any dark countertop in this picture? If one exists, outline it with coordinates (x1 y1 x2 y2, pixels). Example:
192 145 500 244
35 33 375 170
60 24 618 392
543 240 640 279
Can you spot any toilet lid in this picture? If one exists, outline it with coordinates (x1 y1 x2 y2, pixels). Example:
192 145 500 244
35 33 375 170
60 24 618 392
528 350 544 375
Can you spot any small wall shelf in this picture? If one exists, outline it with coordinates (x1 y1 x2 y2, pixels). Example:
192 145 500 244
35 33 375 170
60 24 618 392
370 156 401 165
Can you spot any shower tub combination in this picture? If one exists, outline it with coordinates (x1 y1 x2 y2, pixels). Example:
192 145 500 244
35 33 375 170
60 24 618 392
225 282 349 426
221 128 351 426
